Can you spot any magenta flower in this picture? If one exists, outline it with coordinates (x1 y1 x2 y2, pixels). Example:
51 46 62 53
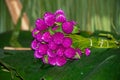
48 41 57 50
76 48 82 57
36 32 42 42
48 57 56 66
55 9 66 23
31 39 39 50
32 28 39 38
53 32 64 44
34 50 43 59
41 31 52 42
44 12 55 26
56 56 67 66
44 12 53 17
31 9 91 67
35 18 48 30
62 21 74 34
47 49 56 57
48 56 67 66
56 14 66 23
64 47 76 58
85 48 91 56
62 37 72 48
38 44 48 55
56 45 65 56
55 9 65 16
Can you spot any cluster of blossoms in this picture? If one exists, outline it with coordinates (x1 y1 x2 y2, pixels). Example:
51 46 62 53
31 9 91 67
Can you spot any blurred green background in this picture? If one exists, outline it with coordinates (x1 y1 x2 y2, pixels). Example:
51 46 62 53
0 0 120 34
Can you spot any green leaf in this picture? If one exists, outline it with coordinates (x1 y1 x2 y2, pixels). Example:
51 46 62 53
0 31 120 80
43 48 120 80
0 48 120 80
72 26 80 34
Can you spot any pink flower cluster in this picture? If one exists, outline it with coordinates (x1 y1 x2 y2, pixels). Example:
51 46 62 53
31 9 91 66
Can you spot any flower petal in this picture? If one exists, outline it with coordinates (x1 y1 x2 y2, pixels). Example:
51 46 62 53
35 18 48 30
56 14 66 23
32 28 39 38
48 41 57 50
76 48 82 56
38 44 48 55
31 39 39 50
56 56 67 66
62 37 72 48
48 57 56 66
62 21 74 34
47 49 56 57
34 50 43 58
85 48 91 56
56 45 65 56
42 31 52 42
36 32 42 42
53 32 64 44
55 9 65 16
64 47 76 58
44 12 55 26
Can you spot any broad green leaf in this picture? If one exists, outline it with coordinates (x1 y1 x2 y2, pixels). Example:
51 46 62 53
0 31 120 80
0 48 120 80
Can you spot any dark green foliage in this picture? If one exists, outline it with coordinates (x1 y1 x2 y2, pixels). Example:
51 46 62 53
0 31 32 48
0 31 120 80
0 48 120 80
